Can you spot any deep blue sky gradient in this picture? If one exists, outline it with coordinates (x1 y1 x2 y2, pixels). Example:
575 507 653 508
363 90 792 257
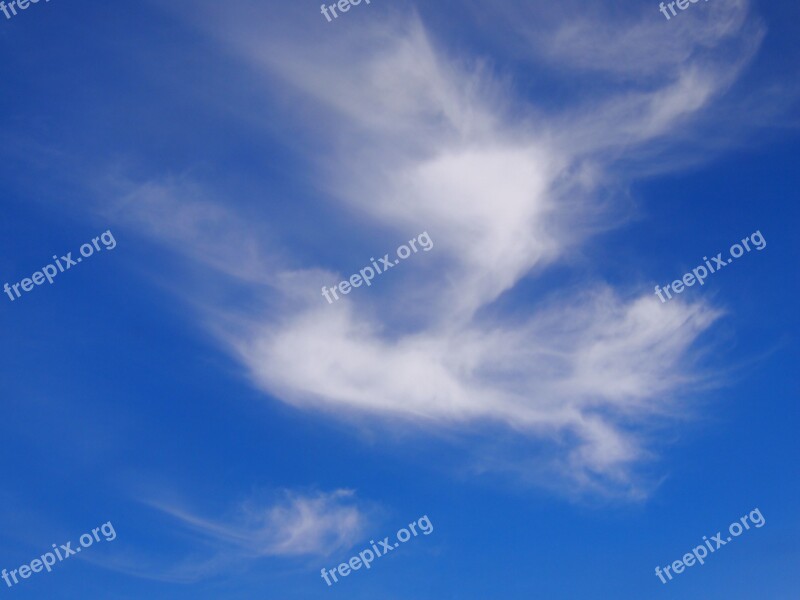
0 1 798 598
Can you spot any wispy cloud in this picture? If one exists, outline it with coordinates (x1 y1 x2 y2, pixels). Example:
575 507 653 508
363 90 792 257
106 0 768 496
103 489 368 583
153 489 366 558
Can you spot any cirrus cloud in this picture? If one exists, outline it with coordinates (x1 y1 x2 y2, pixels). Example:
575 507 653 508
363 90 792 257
111 0 766 497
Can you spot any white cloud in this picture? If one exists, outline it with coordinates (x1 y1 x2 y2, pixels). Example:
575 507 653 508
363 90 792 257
114 0 765 495
152 489 366 559
529 0 759 79
99 490 368 583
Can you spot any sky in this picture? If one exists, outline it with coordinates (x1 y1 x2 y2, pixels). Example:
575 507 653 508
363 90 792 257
0 0 798 598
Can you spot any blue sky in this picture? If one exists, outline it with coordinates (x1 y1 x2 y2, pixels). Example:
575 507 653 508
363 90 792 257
0 0 798 598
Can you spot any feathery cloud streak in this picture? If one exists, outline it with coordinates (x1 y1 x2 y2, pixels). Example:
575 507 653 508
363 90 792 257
118 0 763 494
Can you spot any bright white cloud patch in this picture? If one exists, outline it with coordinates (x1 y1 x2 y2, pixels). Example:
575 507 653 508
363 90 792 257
119 0 763 495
